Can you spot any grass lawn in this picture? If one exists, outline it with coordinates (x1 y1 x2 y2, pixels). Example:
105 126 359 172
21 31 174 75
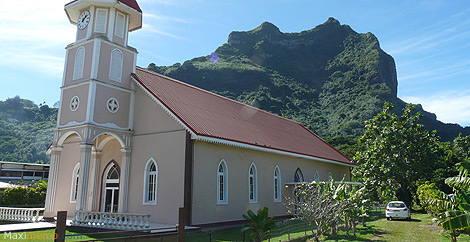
318 212 470 242
3 211 470 241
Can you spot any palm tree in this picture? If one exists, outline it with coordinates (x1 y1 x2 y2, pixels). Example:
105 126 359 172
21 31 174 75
241 207 275 242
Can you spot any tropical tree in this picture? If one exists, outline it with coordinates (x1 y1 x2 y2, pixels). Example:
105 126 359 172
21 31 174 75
353 103 442 207
241 207 275 242
284 180 347 241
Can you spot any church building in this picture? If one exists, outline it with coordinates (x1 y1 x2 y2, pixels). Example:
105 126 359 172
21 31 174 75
44 0 356 226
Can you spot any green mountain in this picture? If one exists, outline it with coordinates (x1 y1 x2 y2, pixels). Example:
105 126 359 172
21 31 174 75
0 96 57 164
1 19 468 164
148 18 469 141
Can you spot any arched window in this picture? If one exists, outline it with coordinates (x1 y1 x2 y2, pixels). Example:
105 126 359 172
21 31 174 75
294 168 304 183
109 49 123 82
217 159 228 204
102 162 120 213
314 170 320 183
70 163 80 203
273 166 281 202
143 158 158 205
73 47 85 80
248 163 258 203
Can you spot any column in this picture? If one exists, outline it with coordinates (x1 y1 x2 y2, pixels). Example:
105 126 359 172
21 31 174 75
87 150 102 211
44 146 63 219
76 142 93 211
118 147 131 213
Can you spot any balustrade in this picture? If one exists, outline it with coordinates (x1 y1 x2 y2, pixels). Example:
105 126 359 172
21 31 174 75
72 211 150 230
0 207 44 222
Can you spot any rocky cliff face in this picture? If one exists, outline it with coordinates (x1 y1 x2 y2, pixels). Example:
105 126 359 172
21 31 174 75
148 18 468 141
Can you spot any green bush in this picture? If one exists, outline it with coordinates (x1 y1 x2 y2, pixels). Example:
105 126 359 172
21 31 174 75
417 182 442 214
2 180 47 207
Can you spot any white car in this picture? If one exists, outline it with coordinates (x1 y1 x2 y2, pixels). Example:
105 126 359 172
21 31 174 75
386 201 411 220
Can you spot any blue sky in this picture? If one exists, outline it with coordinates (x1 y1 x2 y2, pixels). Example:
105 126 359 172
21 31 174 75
0 0 469 126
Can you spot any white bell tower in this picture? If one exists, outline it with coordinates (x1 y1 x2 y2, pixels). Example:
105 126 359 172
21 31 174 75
44 0 142 219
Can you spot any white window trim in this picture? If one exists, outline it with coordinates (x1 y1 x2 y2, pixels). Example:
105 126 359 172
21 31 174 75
314 170 320 183
70 163 80 203
217 159 228 205
248 162 258 203
73 46 85 80
273 165 281 202
101 163 120 212
143 158 158 205
109 49 123 82
115 12 126 38
295 168 304 183
94 8 108 34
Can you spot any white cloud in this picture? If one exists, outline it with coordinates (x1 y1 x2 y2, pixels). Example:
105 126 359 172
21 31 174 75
403 91 470 127
141 24 189 40
0 0 74 78
143 13 196 24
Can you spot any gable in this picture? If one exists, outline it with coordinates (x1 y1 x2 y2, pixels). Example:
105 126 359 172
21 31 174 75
133 83 184 135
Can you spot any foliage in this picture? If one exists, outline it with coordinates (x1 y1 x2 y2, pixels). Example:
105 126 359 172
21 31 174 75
283 178 369 241
284 180 346 241
2 180 48 207
0 96 57 164
417 182 443 214
454 134 470 161
240 207 275 242
421 160 470 241
353 103 443 208
147 19 470 142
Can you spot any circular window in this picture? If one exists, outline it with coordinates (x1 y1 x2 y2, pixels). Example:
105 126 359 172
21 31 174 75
70 96 80 111
107 98 119 113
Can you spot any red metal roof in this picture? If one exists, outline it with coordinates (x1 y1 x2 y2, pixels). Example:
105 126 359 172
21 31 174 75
65 0 142 13
133 67 353 165
118 0 142 13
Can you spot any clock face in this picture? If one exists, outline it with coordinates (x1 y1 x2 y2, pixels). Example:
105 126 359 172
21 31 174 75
77 11 90 30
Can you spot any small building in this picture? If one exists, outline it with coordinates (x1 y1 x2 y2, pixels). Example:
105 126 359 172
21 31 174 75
0 161 49 182
44 0 356 227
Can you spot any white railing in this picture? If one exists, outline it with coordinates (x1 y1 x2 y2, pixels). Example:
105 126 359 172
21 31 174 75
72 211 150 230
0 207 44 222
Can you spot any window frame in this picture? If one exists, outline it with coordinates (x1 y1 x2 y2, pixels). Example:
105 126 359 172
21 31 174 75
94 8 108 33
70 163 80 203
73 46 85 80
217 159 228 205
248 163 258 203
294 168 304 183
115 12 126 38
273 165 281 202
314 170 320 183
143 158 158 205
109 49 123 82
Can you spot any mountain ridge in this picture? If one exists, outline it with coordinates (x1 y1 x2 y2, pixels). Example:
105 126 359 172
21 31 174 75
148 18 469 141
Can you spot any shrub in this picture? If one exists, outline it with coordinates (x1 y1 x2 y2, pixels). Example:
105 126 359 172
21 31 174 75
2 180 47 207
417 182 442 214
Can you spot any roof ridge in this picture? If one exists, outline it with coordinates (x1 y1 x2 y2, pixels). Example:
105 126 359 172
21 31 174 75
136 66 301 124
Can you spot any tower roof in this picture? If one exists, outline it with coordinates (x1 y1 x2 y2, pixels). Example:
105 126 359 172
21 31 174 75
65 0 142 31
132 67 355 167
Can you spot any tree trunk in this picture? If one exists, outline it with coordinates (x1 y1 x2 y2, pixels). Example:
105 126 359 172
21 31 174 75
352 220 356 237
362 216 366 227
397 183 413 208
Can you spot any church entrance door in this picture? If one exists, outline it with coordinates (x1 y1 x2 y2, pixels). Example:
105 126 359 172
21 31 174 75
101 163 120 213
